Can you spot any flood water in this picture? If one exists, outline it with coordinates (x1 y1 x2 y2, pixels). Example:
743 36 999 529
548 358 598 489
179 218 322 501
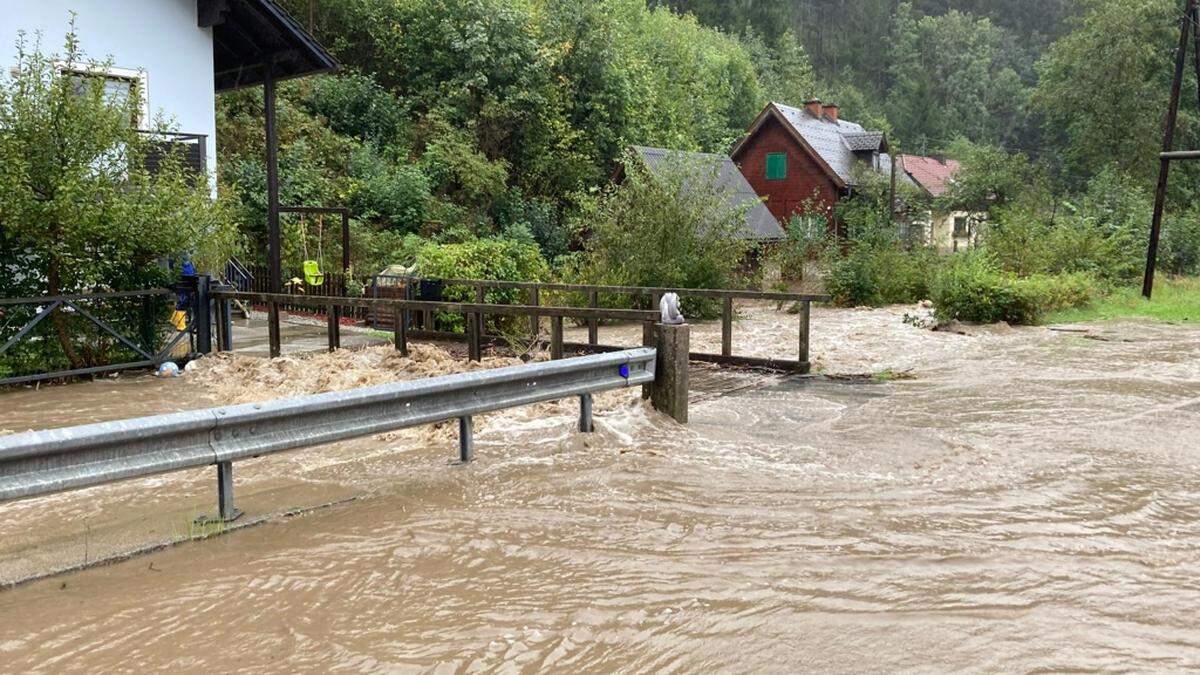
2 307 1200 671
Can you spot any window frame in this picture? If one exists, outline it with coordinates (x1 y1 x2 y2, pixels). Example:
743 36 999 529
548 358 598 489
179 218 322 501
765 152 788 181
56 62 150 128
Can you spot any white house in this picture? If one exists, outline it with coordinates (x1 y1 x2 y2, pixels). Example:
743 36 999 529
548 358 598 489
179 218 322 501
2 0 337 181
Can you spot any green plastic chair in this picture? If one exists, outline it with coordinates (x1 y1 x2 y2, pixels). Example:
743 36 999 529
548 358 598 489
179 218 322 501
303 260 325 286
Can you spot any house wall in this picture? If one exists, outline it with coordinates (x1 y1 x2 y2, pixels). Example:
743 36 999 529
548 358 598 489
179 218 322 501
734 115 841 229
929 210 978 252
2 0 217 179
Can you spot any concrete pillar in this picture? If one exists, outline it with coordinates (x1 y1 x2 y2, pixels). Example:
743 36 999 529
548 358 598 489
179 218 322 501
651 323 689 424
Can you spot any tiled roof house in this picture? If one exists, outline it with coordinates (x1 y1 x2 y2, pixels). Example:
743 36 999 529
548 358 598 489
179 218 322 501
731 100 907 230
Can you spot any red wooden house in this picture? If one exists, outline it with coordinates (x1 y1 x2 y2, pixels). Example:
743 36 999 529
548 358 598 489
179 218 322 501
731 100 902 232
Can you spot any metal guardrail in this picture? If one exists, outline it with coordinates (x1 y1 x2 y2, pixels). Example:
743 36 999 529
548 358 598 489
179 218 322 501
0 348 657 522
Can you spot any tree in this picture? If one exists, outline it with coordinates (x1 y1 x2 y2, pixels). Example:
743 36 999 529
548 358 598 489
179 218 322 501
0 27 237 367
887 3 1030 153
1034 0 1193 183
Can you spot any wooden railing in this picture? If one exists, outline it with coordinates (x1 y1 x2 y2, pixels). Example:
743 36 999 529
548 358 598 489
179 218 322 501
370 277 829 373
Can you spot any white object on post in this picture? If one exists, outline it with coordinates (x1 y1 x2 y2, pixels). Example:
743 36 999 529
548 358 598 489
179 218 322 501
659 293 685 325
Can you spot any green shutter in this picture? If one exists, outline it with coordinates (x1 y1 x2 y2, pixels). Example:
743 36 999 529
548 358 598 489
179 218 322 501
766 152 787 180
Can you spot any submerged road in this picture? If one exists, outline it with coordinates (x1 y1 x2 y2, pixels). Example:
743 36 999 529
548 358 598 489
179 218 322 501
1 309 1199 671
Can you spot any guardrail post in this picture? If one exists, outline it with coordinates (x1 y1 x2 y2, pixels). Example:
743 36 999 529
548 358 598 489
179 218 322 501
195 275 213 355
721 297 733 357
528 287 540 340
268 300 281 358
651 323 689 424
326 303 340 352
197 461 243 525
579 393 594 432
798 299 811 374
459 416 474 462
587 290 599 345
550 316 564 360
394 306 408 356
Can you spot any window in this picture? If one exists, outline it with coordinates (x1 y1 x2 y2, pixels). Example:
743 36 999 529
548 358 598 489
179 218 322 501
766 152 787 180
953 216 969 238
59 63 149 127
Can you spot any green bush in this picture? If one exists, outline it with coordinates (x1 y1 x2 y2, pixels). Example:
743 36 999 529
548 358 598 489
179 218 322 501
415 238 550 331
931 253 1097 325
566 153 752 319
348 148 432 233
823 244 940 307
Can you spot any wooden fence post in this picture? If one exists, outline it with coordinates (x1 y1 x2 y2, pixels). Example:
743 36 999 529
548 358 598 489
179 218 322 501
394 306 408 356
550 315 564 360
721 296 733 357
798 299 811 374
587 289 599 345
528 286 540 340
326 303 339 352
268 300 281 358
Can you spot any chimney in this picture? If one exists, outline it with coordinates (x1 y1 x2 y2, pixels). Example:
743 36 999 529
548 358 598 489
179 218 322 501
804 99 822 119
822 103 839 122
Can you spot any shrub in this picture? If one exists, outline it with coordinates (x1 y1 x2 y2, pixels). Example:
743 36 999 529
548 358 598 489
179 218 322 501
822 243 940 307
348 147 432 233
415 238 550 331
931 253 1096 325
566 152 752 318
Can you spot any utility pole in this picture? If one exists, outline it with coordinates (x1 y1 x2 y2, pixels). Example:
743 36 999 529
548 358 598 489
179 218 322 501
1145 0 1199 299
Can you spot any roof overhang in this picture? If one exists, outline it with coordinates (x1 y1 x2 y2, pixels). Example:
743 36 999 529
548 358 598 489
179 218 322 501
200 0 339 92
729 103 847 190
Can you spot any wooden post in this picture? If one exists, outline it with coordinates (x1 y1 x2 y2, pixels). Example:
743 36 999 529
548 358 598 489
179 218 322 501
324 300 338 348
214 294 228 353
394 306 408 356
651 323 689 424
798 299 811 373
528 286 540 340
550 315 564 360
641 320 655 400
466 312 481 362
587 289 599 345
1144 2 1194 298
267 300 281 358
475 283 486 339
721 296 733 357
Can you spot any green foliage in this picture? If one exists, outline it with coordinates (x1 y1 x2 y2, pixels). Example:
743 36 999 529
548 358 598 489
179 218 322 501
565 153 752 317
303 72 410 146
887 3 1030 152
1034 0 1191 183
1045 276 1200 324
1160 208 1200 276
415 237 550 330
348 147 432 233
930 252 1096 325
981 168 1149 283
0 27 238 374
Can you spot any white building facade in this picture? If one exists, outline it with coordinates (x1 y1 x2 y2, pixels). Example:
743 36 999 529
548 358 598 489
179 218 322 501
3 0 219 178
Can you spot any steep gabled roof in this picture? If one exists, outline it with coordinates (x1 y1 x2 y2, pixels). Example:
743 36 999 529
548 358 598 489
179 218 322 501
629 146 786 241
900 154 962 198
731 102 898 188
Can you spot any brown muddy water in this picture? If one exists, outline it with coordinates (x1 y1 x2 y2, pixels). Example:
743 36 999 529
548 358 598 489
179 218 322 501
2 305 1200 672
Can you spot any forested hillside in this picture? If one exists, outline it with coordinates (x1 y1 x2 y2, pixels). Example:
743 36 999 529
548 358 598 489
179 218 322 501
206 0 1200 307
